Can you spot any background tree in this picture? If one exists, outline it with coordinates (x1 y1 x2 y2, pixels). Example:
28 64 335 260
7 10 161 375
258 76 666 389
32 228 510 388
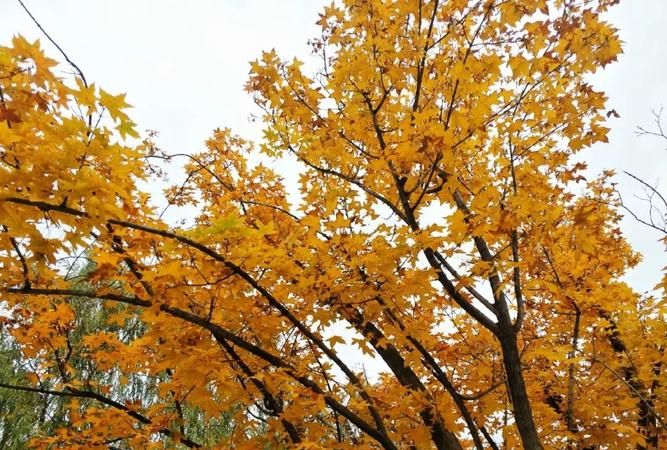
0 1 664 449
623 108 667 237
0 259 235 449
0 329 47 449
611 110 667 450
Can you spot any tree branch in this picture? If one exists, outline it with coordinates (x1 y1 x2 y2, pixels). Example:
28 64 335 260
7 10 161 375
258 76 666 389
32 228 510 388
0 381 202 448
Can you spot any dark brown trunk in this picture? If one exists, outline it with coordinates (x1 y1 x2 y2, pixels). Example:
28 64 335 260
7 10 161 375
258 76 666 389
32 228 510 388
499 331 542 450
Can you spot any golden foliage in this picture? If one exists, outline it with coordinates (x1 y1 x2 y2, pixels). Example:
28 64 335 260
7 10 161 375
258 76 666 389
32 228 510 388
1 1 664 449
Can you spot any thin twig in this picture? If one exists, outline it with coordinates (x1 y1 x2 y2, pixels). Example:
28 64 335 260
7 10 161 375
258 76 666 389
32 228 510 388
17 0 88 87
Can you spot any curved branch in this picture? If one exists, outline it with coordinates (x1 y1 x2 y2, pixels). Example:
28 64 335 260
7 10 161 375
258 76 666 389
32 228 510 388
17 0 88 87
0 381 202 448
5 287 397 450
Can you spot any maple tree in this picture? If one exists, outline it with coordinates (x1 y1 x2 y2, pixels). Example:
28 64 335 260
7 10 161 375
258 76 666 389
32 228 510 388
0 0 665 449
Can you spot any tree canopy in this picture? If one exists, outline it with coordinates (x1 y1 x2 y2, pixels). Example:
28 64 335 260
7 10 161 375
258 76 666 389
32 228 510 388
0 0 665 449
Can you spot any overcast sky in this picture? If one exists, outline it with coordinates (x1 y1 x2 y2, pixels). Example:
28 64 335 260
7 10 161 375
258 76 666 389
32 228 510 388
1 0 665 296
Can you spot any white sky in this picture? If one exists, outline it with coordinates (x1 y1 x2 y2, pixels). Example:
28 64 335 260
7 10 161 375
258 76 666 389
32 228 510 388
1 0 665 295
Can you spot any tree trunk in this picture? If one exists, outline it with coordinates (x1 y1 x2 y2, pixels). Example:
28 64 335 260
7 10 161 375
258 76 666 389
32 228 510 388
499 331 542 450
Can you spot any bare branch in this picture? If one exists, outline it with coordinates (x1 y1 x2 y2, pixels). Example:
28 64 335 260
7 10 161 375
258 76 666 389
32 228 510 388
17 0 88 87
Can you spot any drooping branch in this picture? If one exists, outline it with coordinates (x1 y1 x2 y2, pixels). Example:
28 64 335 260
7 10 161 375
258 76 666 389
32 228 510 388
5 286 397 450
0 195 393 443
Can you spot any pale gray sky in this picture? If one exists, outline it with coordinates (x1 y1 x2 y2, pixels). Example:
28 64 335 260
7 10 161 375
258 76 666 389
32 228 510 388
1 0 665 296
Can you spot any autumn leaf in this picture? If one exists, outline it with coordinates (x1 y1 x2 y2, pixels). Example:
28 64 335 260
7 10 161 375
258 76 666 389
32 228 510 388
0 2 661 450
